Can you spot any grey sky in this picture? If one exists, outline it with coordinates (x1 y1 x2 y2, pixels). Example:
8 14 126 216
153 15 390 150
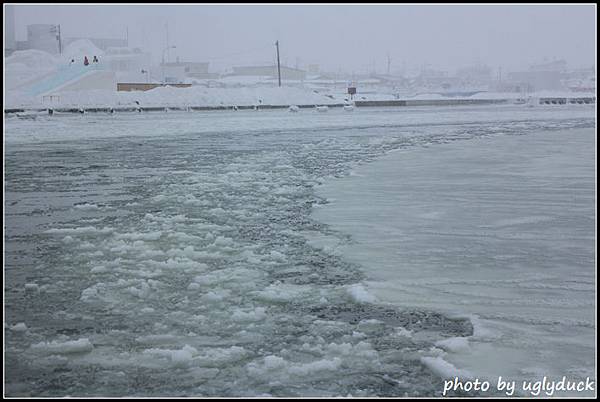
10 4 597 73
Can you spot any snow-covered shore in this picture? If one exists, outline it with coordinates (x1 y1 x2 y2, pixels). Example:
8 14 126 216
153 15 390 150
5 85 343 109
6 47 594 111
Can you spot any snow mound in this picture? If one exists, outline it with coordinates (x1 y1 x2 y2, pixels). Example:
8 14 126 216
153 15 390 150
5 49 59 71
5 49 61 90
62 39 104 61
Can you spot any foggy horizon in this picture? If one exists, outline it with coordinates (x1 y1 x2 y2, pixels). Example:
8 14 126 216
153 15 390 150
9 3 597 74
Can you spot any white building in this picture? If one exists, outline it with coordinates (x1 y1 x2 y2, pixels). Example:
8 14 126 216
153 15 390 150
160 61 215 83
103 47 152 82
27 24 60 54
5 5 16 55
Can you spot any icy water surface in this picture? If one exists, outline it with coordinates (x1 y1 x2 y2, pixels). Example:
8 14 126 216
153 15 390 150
315 127 596 396
4 105 595 396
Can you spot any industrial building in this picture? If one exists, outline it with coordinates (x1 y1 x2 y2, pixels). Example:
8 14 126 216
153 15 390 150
161 61 218 82
230 65 307 81
5 5 16 55
507 59 569 91
25 24 61 54
63 37 128 51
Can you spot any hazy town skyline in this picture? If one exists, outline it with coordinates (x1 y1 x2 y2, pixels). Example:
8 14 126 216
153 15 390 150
8 4 597 74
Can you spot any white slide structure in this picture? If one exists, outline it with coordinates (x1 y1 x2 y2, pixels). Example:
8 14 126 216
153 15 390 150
24 65 116 97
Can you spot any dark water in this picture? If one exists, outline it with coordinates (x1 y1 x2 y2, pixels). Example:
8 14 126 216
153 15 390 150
4 107 595 396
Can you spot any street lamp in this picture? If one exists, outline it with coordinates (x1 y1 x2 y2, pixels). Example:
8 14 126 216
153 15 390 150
161 45 176 83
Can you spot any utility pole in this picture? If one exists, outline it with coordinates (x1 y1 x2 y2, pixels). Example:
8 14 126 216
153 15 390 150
165 22 170 63
387 52 391 75
275 40 281 87
57 24 62 55
162 45 176 83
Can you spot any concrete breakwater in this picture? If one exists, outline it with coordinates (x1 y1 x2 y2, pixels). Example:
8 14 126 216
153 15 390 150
354 98 508 107
4 104 345 114
4 96 595 115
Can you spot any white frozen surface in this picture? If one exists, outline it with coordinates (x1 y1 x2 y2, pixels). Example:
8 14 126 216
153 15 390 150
31 338 94 355
6 83 342 109
420 356 473 380
10 323 29 332
5 104 595 397
315 125 596 394
346 284 378 304
5 49 60 90
5 103 594 145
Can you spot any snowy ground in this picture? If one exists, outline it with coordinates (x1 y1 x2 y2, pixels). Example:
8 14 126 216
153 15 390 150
6 85 345 110
4 104 595 396
7 85 595 110
6 48 594 110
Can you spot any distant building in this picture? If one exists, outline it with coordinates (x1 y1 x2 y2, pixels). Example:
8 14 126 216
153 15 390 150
102 47 153 83
5 5 16 56
160 61 217 83
567 66 595 80
507 71 564 91
414 67 456 90
369 74 408 86
13 28 128 55
456 64 492 83
418 67 448 80
529 59 567 73
27 24 60 54
231 65 306 80
104 47 151 72
63 37 128 51
564 67 595 92
505 59 569 91
15 41 29 51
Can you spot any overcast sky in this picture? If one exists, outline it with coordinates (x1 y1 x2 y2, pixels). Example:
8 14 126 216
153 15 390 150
9 4 597 73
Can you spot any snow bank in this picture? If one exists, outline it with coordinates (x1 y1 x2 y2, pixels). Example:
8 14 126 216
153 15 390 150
5 49 60 90
6 49 59 71
62 39 104 62
6 83 340 109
